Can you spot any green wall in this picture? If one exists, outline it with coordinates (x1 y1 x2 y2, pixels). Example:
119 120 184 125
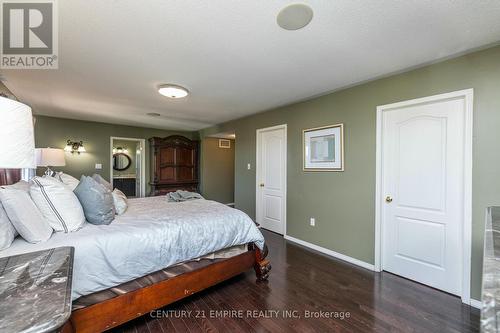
200 138 235 204
200 45 500 300
34 116 195 194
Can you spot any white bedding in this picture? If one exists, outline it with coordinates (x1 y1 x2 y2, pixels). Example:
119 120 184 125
0 197 265 300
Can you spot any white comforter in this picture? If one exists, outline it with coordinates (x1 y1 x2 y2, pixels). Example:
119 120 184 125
0 197 265 300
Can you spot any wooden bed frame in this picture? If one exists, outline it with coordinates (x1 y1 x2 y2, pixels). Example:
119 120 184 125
0 169 271 333
63 245 270 333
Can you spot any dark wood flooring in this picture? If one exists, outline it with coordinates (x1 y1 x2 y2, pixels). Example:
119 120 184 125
111 230 479 333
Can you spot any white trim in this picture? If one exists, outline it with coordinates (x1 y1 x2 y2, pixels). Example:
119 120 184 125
110 136 146 198
256 124 287 235
285 235 375 271
374 89 474 304
469 299 482 309
462 89 474 305
225 202 235 207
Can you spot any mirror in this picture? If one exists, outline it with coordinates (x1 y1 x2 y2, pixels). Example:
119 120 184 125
113 153 131 171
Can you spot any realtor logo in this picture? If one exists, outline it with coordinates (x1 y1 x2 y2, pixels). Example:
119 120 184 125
1 0 58 69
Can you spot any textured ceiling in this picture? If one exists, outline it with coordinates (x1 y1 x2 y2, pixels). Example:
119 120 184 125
2 0 500 131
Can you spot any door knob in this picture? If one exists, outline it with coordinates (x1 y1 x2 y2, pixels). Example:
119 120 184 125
259 183 265 187
385 196 393 203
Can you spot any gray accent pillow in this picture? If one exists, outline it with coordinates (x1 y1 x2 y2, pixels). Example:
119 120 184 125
92 174 113 192
74 176 115 225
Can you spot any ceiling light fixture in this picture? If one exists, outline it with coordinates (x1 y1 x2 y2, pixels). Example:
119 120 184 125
277 4 314 30
158 84 189 99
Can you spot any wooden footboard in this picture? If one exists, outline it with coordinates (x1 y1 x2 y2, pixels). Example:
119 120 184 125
63 244 270 333
251 243 272 281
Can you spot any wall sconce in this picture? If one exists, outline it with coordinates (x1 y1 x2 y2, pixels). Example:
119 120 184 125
112 147 128 154
64 140 86 154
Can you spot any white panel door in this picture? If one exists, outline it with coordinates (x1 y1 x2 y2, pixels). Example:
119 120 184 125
382 98 465 295
256 125 286 234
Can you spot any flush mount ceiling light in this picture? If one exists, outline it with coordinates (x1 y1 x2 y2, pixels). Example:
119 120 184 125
158 84 189 99
277 3 313 30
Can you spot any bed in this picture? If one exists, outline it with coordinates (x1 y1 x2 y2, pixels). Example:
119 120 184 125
0 169 271 333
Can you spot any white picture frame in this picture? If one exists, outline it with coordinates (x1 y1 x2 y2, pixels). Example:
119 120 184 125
303 123 344 171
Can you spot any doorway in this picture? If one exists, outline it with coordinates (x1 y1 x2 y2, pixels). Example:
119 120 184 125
256 124 287 234
375 89 473 304
202 134 236 205
110 137 146 198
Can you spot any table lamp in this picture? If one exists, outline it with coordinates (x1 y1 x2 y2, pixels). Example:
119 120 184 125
35 148 66 176
0 96 36 169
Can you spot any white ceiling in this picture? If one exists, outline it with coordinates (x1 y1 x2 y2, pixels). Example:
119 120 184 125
2 0 500 131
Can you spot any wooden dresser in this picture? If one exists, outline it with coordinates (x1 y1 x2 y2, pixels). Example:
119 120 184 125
149 135 199 196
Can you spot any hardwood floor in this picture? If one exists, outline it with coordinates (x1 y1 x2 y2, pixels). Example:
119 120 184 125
111 230 479 332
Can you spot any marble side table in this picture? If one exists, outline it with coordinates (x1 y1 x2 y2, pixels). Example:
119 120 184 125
0 247 74 333
482 207 500 332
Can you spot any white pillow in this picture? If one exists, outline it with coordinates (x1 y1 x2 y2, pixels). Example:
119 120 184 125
0 180 28 248
112 188 128 215
54 172 80 191
0 188 53 243
4 180 30 192
0 202 17 250
92 174 112 192
30 176 86 233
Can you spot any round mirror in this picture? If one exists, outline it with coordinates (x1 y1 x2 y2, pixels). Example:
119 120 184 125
113 153 131 171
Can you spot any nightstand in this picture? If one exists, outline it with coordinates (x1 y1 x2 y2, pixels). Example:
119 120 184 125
0 247 74 333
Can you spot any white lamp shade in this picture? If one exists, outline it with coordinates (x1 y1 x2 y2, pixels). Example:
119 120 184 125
0 97 36 168
35 148 66 167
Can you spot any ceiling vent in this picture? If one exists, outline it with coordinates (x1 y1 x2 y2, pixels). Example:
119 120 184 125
219 139 231 149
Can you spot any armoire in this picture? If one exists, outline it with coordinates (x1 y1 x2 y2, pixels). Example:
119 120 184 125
149 135 199 196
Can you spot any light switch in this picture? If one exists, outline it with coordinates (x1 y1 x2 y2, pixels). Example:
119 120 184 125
95 163 102 170
247 163 251 170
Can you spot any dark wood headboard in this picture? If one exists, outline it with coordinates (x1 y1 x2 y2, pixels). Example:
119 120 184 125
0 169 21 186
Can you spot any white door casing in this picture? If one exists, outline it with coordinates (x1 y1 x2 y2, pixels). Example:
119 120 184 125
135 141 143 197
109 137 146 198
375 89 473 304
256 124 287 234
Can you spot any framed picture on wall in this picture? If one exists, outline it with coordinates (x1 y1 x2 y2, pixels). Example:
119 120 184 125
303 123 344 171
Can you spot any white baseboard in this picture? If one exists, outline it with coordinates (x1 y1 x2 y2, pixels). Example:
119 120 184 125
284 236 482 308
225 202 235 207
284 235 375 271
469 299 482 309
